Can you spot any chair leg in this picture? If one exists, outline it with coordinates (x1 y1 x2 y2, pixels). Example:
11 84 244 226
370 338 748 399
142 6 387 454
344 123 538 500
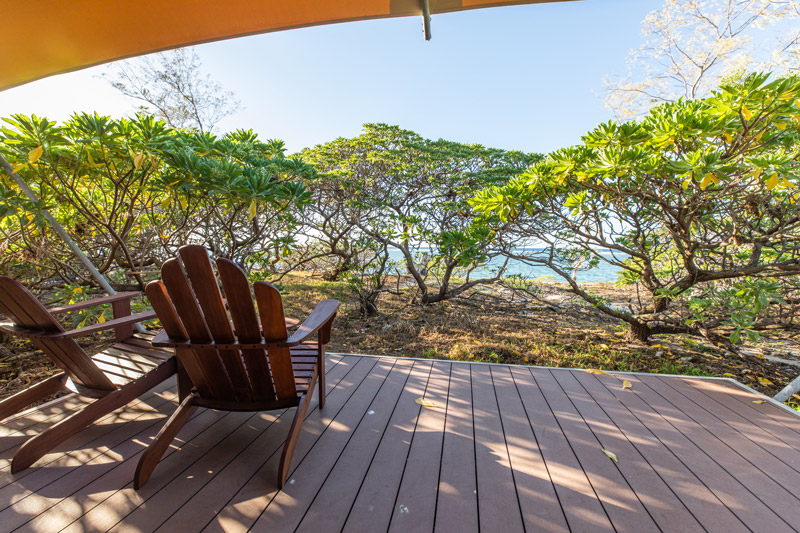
134 392 197 490
278 369 318 488
176 361 193 401
13 386 132 473
11 360 175 474
317 344 326 409
0 373 67 423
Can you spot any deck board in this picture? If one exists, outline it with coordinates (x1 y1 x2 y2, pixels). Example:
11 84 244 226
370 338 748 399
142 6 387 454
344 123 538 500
490 365 569 532
388 360 451 532
552 369 702 532
640 375 800 500
572 370 748 532
342 360 433 532
600 373 793 532
659 374 800 473
472 364 521 532
294 358 414 531
634 373 800 525
433 361 478 533
1 354 799 532
532 368 660 532
511 366 614 532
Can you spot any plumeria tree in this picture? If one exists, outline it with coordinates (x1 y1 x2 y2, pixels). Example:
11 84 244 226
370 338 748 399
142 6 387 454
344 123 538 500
0 114 311 288
0 113 174 288
474 73 800 344
155 129 313 269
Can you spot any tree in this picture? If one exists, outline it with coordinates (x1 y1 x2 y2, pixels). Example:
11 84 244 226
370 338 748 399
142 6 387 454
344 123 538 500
302 124 535 306
0 114 310 290
156 129 313 268
473 73 800 344
605 0 800 118
104 48 240 133
0 113 174 289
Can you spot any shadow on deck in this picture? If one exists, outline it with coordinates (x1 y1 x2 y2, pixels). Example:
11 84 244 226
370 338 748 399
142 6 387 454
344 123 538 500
1 353 799 532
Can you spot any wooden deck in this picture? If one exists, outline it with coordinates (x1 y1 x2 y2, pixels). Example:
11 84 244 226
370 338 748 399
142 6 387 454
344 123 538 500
2 353 800 532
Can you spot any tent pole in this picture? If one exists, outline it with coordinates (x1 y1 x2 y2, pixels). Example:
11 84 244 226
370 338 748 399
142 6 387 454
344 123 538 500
421 0 431 40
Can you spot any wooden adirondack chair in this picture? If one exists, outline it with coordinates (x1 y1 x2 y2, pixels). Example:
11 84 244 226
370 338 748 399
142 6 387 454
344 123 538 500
0 277 176 473
134 245 339 489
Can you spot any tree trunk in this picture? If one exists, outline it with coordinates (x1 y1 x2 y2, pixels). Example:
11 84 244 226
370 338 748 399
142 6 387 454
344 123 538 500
628 321 652 342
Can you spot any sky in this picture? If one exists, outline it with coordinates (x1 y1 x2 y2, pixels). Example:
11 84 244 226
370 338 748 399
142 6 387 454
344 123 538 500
0 0 661 156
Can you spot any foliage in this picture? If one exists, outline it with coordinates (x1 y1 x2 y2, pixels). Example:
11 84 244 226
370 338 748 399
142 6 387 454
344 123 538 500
0 114 310 289
473 73 800 343
154 128 314 268
605 0 800 118
0 113 173 288
103 48 241 133
301 123 536 307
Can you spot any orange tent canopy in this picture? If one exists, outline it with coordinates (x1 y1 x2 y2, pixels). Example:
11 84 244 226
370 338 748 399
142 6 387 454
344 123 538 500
0 0 574 91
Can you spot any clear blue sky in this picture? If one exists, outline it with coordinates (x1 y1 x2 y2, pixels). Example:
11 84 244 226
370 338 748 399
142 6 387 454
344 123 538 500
0 0 660 155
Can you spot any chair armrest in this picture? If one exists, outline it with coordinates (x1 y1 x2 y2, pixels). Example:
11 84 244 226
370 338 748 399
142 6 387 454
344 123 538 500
48 292 141 315
57 310 157 339
150 304 338 350
285 299 339 346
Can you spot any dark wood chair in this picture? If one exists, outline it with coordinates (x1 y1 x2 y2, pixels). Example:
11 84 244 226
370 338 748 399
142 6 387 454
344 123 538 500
134 245 339 489
0 277 176 473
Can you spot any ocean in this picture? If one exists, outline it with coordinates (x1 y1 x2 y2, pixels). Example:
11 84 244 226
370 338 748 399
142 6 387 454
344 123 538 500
386 248 623 283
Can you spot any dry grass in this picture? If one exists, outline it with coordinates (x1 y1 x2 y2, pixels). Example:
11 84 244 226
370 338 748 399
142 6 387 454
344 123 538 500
277 273 799 396
1 273 798 402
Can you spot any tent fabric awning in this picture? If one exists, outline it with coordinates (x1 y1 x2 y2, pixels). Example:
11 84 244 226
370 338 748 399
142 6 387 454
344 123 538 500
0 0 574 91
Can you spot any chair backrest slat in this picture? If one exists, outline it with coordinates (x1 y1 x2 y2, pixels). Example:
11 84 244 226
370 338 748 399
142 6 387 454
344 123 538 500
145 280 215 399
254 282 297 401
159 258 237 402
0 277 115 391
217 259 275 401
178 247 252 401
0 277 63 331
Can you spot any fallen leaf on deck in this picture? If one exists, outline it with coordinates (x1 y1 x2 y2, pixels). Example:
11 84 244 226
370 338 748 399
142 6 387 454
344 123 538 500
622 380 632 390
757 377 774 386
584 369 609 375
792 394 800 401
602 449 618 463
723 373 736 378
415 398 438 408
752 400 766 404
